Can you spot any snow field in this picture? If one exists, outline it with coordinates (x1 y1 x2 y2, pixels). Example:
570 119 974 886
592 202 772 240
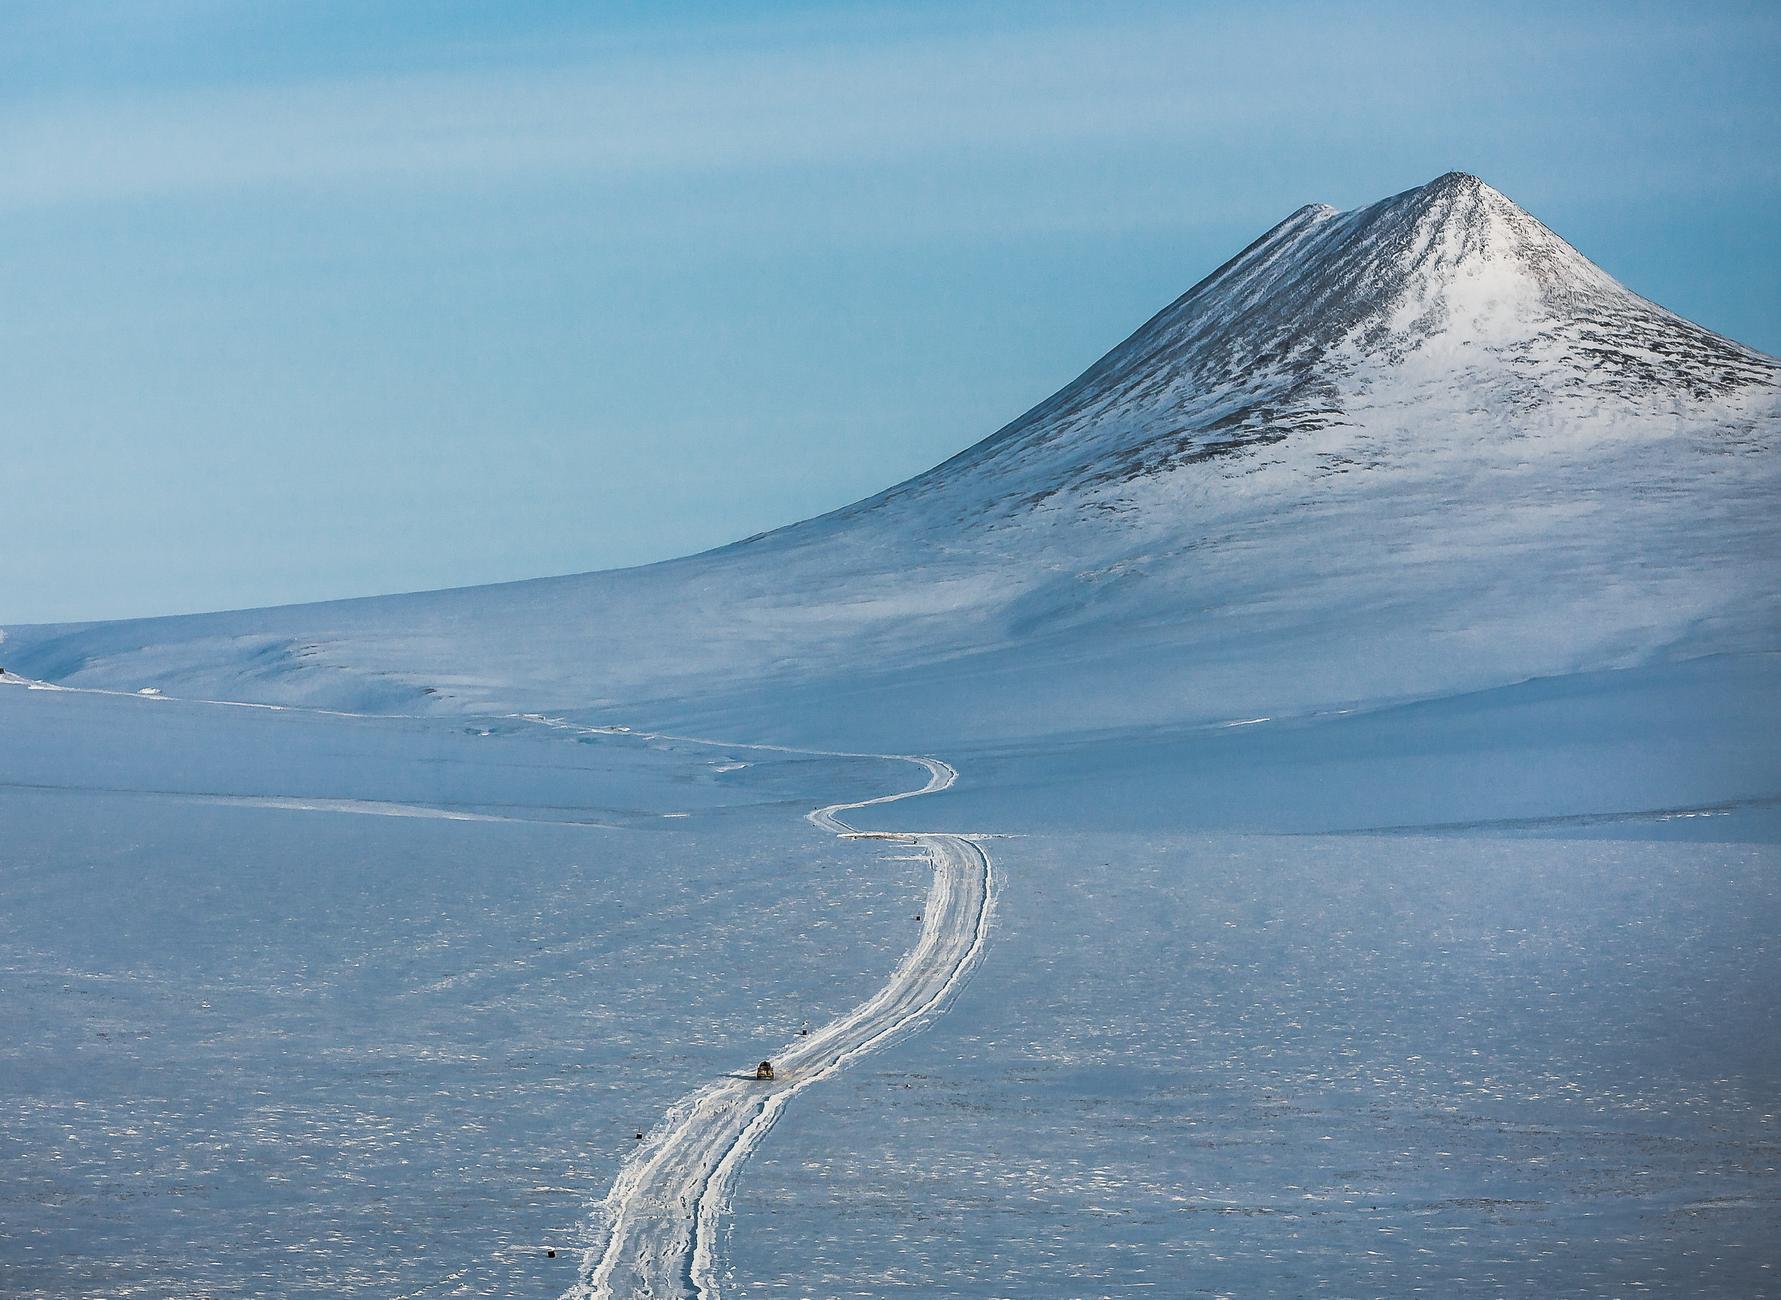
0 686 932 1299
728 829 1781 1297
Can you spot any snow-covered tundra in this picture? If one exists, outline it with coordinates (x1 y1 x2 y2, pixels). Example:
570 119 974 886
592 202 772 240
3 174 1777 1298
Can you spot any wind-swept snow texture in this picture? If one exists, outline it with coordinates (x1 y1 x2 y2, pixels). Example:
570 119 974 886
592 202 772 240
728 827 1781 1298
5 173 1776 749
0 684 937 1299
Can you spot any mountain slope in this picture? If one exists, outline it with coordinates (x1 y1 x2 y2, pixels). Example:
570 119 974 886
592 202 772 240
854 171 1773 522
6 173 1777 747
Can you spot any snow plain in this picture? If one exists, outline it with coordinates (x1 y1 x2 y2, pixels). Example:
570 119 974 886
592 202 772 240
4 657 1775 1297
729 828 1781 1297
0 684 936 1298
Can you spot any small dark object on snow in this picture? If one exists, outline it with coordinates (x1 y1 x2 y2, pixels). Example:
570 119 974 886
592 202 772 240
755 1060 775 1081
634 1132 644 1140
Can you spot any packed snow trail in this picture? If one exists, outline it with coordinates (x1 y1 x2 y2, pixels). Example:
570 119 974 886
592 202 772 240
0 682 992 1297
558 739 993 1300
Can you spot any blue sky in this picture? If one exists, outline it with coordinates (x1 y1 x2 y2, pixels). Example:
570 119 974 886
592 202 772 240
5 0 1779 622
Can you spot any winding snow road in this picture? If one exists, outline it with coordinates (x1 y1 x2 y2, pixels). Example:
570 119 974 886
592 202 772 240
565 747 993 1300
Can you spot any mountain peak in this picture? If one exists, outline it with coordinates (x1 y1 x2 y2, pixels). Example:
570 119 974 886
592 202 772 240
1354 171 1576 277
872 174 1776 518
1418 169 1494 199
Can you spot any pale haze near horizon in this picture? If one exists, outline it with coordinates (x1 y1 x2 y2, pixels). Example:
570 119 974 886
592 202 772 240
4 0 1778 624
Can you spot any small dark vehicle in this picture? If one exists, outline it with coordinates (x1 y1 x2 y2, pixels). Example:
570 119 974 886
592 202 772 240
755 1060 775 1081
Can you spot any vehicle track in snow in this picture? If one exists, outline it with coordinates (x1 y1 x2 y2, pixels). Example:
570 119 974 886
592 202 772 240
577 830 990 1299
524 724 992 1300
1 679 994 1298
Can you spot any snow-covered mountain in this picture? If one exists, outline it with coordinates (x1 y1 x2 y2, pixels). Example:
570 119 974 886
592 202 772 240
876 171 1772 517
7 173 1778 746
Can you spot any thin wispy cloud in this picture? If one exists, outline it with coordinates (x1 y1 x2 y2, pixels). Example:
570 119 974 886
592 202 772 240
3 16 1241 208
9 6 1749 213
